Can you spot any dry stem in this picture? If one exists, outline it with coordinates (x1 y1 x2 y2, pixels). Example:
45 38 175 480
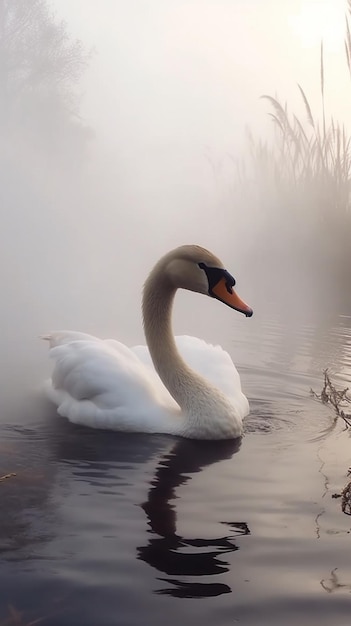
0 473 16 482
310 369 351 428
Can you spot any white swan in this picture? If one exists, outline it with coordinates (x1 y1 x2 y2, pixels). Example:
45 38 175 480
43 245 253 439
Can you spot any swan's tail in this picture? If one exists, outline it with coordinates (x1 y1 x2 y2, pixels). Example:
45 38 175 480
40 333 56 348
40 330 100 348
40 334 51 341
40 332 64 348
40 332 71 348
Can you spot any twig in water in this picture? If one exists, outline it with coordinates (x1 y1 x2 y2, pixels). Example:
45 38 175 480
312 371 351 515
342 480 351 515
0 473 16 482
310 369 351 428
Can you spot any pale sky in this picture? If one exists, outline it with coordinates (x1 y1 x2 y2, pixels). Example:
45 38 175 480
54 0 348 151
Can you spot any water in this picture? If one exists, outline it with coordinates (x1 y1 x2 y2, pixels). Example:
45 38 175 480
0 309 350 625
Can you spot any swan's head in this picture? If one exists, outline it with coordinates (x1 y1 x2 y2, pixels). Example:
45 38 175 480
164 245 253 317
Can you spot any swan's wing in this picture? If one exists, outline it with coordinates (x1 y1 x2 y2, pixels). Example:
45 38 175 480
132 335 244 401
43 334 178 431
102 339 176 406
43 332 248 431
176 335 249 418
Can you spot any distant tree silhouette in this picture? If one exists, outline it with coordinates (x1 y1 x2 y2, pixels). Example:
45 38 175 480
0 0 91 159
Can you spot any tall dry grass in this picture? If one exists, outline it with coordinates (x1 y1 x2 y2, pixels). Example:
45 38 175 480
250 62 351 215
238 2 351 286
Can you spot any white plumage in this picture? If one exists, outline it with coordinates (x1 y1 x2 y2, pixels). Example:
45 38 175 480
43 246 252 439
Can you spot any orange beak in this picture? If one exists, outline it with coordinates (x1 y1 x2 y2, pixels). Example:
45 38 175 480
211 277 253 317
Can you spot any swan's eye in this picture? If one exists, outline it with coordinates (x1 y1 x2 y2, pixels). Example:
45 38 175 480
198 263 236 295
223 271 236 293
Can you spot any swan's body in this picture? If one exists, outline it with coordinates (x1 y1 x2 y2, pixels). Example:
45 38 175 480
43 245 252 439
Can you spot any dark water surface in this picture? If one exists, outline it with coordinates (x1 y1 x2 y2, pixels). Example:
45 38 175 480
1 309 350 625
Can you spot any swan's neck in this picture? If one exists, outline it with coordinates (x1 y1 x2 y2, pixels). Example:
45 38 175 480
142 271 231 422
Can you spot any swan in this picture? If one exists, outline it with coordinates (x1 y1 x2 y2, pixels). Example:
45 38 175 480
42 245 253 439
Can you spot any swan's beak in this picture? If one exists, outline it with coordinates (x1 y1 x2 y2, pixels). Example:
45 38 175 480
211 278 253 317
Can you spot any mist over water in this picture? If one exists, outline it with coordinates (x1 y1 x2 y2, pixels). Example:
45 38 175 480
1 0 348 416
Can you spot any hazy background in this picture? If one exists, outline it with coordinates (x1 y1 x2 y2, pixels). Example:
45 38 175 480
1 0 349 414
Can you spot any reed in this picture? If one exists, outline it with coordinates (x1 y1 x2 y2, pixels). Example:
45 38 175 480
238 2 351 280
254 76 351 216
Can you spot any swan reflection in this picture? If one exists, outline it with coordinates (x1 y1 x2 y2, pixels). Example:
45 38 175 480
137 438 250 598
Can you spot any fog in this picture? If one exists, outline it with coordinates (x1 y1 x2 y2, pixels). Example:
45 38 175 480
0 0 348 415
